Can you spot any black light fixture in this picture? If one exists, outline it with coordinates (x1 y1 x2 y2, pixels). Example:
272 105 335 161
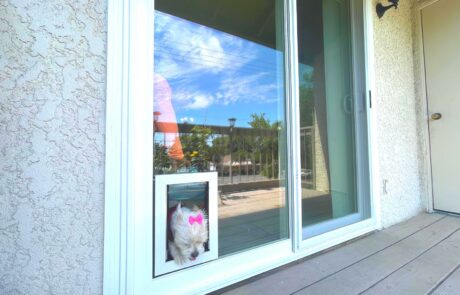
376 0 399 19
227 117 236 184
228 117 236 129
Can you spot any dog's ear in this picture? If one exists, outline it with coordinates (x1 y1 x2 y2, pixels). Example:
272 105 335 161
192 205 200 212
176 202 183 215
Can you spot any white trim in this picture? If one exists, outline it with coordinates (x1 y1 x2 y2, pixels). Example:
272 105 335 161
415 0 440 213
285 0 302 251
302 213 362 239
103 0 130 293
363 0 382 229
104 0 155 293
298 218 377 252
147 240 291 294
144 219 377 295
153 173 218 276
129 0 155 293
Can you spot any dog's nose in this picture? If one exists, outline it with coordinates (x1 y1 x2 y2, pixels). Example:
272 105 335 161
191 251 199 258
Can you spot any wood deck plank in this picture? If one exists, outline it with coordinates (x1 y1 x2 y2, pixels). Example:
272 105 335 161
294 215 460 295
431 264 460 295
221 213 444 295
362 227 460 294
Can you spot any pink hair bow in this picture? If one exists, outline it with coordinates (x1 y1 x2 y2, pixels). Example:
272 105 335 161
189 213 203 225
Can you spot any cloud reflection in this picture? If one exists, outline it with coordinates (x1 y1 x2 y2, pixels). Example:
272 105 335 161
154 10 283 121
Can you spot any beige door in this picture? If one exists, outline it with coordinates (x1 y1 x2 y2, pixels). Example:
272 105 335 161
422 0 460 213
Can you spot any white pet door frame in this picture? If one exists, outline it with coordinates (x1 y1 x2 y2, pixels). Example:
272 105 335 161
154 172 218 276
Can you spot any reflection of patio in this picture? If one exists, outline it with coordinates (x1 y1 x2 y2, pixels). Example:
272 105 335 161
301 189 332 226
218 188 286 219
218 188 331 219
218 188 286 256
218 188 333 256
219 207 285 256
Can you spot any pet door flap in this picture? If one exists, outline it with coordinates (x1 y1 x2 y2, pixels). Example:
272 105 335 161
154 172 218 276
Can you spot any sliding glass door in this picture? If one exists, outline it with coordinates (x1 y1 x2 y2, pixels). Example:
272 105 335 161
153 0 290 275
297 0 370 239
150 0 370 281
104 0 372 292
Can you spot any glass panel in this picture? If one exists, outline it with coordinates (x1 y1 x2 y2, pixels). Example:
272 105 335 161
153 0 288 262
297 0 368 238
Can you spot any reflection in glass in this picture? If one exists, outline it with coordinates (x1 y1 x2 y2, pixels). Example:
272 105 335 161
153 0 288 258
298 0 366 238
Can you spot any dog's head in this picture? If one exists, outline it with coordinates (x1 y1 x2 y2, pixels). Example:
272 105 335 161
170 203 208 261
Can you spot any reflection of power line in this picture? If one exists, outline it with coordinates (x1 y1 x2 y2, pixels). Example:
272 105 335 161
155 64 270 80
154 48 277 73
154 48 278 71
156 43 278 70
155 62 272 81
155 51 275 75
155 67 281 91
154 55 279 80
160 78 279 97
155 14 261 55
159 37 272 61
156 67 270 81
156 46 278 69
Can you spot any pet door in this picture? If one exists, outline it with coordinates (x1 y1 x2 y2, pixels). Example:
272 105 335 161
154 172 218 276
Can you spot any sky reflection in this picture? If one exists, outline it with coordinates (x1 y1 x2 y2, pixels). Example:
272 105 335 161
154 11 285 127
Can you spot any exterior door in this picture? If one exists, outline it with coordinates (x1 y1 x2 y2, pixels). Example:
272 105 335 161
422 0 460 213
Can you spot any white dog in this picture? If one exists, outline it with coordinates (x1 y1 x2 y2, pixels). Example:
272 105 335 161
168 203 208 265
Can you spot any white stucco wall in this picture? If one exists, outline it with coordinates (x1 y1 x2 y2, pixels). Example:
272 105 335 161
372 0 426 228
0 1 106 294
0 0 429 293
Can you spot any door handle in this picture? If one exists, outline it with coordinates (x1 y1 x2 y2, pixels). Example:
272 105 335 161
431 113 442 120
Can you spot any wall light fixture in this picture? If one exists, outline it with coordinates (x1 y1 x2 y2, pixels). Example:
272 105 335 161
376 0 399 18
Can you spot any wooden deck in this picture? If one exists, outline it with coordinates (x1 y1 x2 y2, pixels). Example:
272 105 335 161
217 212 460 295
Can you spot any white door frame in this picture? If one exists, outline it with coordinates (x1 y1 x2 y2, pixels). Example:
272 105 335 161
103 0 380 294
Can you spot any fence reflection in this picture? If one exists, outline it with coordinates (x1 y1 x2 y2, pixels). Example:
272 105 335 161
154 122 314 190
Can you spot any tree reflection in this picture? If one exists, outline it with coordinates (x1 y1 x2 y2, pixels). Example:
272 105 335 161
153 113 283 182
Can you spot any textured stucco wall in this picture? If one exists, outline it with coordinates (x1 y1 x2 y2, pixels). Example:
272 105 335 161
0 1 106 294
372 0 425 228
